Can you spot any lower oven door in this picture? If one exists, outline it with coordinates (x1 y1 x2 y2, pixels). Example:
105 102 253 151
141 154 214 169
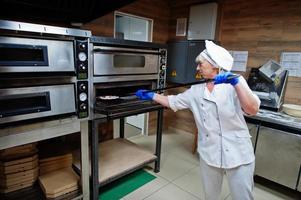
93 46 159 75
93 80 162 119
0 84 76 124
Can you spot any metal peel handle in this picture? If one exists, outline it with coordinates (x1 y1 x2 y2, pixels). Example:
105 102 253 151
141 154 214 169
144 74 241 93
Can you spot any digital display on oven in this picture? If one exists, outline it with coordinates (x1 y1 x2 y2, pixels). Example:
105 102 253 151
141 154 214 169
0 43 49 66
113 55 145 68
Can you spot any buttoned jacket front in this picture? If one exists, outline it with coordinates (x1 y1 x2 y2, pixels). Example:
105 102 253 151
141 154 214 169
168 79 256 169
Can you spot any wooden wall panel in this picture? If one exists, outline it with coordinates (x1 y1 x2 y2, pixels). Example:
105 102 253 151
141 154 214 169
220 0 301 104
82 14 114 37
82 0 170 43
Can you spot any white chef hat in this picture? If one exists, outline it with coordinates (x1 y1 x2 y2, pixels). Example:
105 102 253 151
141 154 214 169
196 40 233 71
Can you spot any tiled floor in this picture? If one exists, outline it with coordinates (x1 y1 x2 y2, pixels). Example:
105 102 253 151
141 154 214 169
121 127 299 200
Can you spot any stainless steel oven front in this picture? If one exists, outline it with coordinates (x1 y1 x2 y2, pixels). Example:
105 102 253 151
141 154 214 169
0 84 75 125
0 36 75 73
89 36 167 120
90 36 167 89
93 46 159 75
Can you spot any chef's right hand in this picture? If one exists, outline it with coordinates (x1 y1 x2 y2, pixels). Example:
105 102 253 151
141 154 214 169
135 90 155 100
214 72 239 86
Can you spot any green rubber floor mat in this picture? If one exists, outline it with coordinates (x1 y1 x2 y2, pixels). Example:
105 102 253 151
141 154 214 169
99 169 156 200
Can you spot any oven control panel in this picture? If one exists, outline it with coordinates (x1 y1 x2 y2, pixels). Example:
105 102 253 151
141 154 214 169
75 39 89 119
75 39 89 80
76 81 89 118
158 49 167 91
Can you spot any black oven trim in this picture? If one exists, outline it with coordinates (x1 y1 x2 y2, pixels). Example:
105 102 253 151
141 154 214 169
0 91 51 118
0 43 49 66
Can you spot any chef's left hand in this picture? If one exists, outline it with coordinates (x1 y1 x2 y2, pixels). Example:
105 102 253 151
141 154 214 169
214 72 239 86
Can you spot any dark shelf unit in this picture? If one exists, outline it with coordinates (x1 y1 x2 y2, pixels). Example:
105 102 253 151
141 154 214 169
86 104 164 200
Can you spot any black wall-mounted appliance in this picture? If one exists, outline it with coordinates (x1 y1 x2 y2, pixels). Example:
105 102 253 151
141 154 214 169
167 40 207 84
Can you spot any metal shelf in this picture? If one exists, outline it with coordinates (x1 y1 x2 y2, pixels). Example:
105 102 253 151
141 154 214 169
73 138 157 186
88 107 164 200
0 117 79 150
0 117 90 200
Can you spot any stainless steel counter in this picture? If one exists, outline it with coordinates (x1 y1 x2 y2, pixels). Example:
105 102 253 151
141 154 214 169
245 109 301 192
245 109 301 135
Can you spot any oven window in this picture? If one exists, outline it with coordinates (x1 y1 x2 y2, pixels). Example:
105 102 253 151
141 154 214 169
0 43 49 66
0 92 51 118
113 55 145 68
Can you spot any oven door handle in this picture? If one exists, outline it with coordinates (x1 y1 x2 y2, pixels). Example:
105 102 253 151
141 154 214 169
0 92 51 118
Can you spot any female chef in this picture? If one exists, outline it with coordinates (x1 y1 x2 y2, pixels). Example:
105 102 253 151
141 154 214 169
136 40 260 200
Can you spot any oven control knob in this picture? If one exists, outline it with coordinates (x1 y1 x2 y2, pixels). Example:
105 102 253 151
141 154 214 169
79 92 87 102
80 103 87 110
160 50 166 56
161 64 166 70
78 52 87 62
79 63 86 71
159 79 165 86
79 43 86 50
79 84 86 91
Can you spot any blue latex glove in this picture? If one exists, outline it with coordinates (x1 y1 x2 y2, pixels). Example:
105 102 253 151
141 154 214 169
214 72 239 86
135 89 155 100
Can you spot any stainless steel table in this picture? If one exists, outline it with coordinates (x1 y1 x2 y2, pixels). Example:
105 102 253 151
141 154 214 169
245 109 301 191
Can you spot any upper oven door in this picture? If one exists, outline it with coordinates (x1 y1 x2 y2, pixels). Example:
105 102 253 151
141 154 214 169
93 46 159 76
0 36 75 73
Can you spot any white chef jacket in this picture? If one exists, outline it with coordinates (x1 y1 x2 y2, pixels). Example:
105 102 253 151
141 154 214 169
168 77 260 169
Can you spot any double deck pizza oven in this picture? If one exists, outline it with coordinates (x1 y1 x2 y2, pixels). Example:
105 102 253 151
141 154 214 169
0 20 91 125
0 22 168 125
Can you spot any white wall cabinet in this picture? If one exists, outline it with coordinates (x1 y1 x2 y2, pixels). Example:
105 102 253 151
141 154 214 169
188 3 218 40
